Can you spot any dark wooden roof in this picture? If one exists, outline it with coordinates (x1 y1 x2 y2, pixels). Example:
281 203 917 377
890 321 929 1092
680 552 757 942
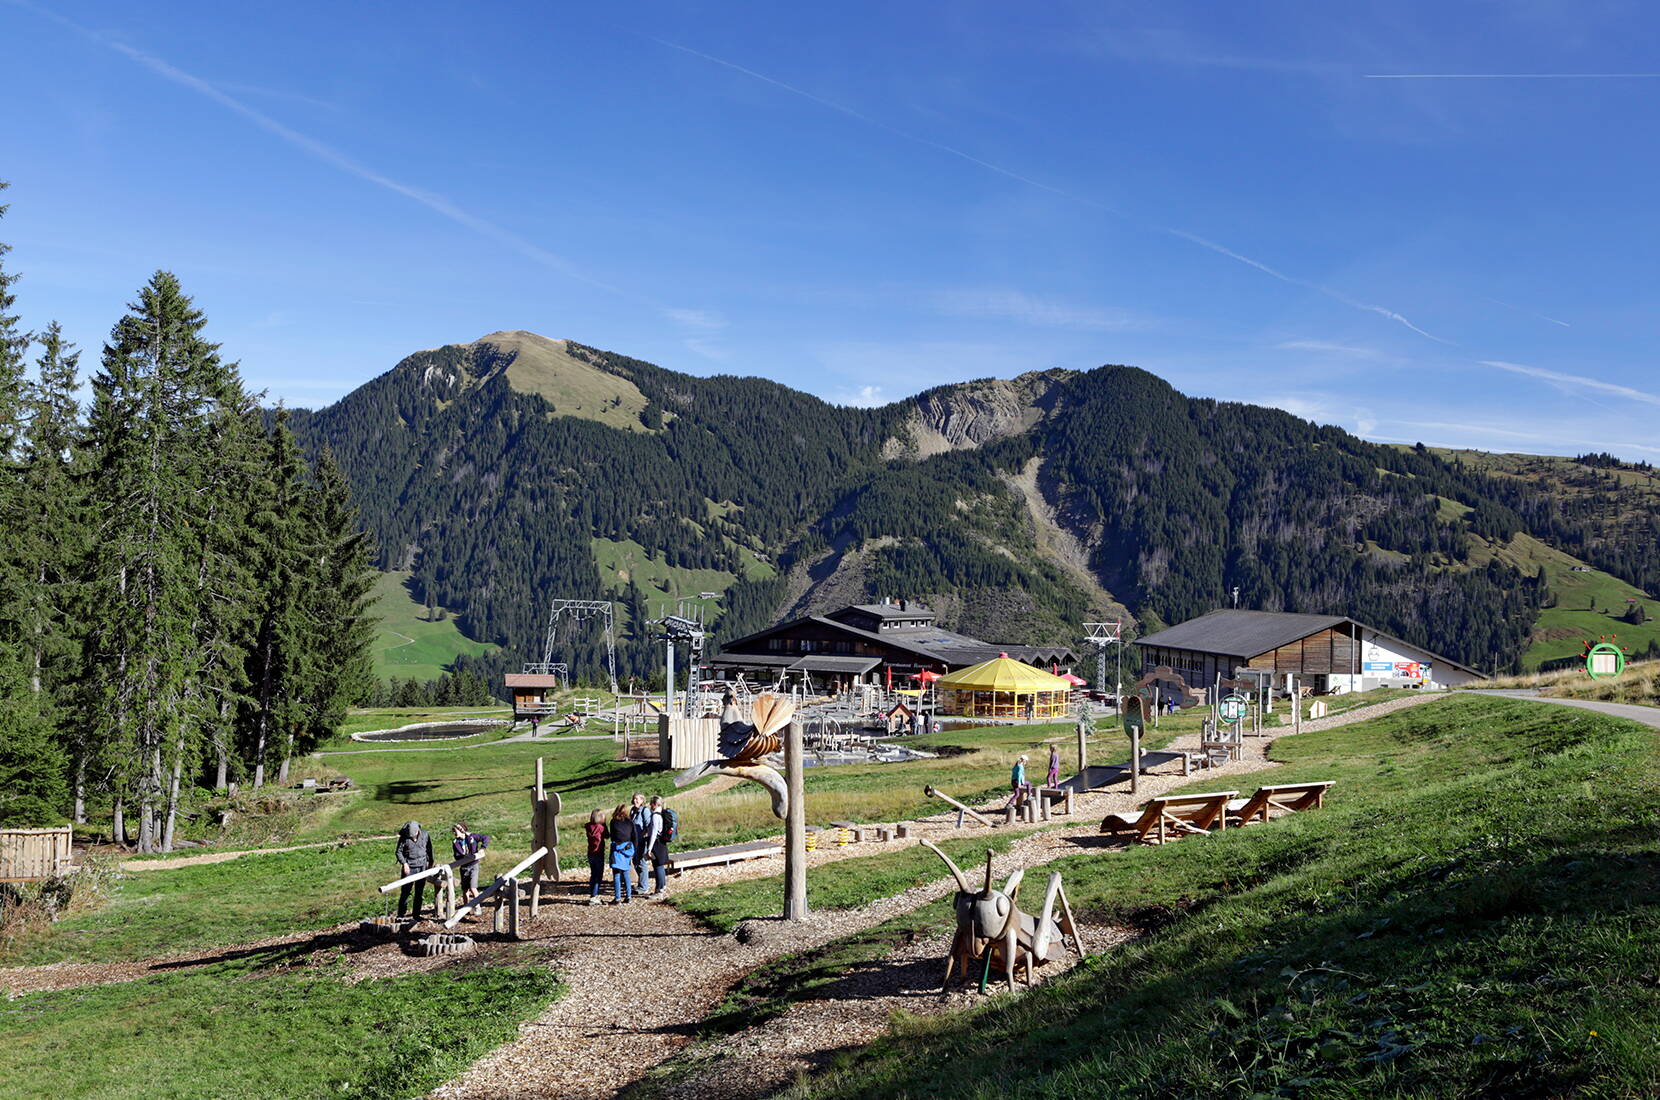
1135 611 1350 659
715 607 1075 670
1134 609 1485 678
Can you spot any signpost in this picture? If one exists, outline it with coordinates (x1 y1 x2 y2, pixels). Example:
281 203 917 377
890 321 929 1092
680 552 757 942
1219 693 1248 725
1586 641 1626 680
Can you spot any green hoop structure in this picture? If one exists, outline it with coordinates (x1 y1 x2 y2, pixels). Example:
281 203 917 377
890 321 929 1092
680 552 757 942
1585 642 1626 680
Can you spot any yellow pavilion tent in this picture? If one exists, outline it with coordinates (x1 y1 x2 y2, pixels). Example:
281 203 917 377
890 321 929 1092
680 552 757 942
935 654 1074 720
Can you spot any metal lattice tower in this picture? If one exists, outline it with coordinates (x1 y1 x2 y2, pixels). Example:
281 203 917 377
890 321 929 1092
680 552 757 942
535 599 617 695
654 595 715 716
1084 621 1123 698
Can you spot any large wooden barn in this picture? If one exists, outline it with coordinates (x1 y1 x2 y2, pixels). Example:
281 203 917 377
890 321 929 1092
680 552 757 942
710 599 1076 690
1134 610 1486 693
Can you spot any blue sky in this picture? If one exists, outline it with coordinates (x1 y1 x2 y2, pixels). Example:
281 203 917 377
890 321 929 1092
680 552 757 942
3 0 1658 459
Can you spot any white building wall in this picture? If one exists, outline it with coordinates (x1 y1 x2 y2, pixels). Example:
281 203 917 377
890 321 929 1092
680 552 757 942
1326 629 1480 691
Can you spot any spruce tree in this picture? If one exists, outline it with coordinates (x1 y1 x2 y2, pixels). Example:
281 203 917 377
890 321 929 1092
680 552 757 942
83 272 227 850
0 181 70 826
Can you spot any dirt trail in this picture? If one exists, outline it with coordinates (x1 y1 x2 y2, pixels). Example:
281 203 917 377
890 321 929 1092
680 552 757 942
118 834 398 873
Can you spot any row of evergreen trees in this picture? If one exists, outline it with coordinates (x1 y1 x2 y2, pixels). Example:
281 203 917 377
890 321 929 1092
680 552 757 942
0 185 378 848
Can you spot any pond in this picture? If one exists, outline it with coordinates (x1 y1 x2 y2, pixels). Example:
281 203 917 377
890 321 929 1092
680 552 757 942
352 720 508 743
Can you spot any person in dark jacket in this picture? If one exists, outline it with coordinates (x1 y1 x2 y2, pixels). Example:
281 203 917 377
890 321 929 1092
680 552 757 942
395 820 434 919
585 809 608 905
450 822 489 904
608 804 637 904
644 795 670 897
628 793 651 890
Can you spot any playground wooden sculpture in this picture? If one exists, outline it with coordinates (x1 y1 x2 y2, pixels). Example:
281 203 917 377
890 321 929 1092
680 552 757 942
920 840 1086 992
528 758 562 915
674 693 795 818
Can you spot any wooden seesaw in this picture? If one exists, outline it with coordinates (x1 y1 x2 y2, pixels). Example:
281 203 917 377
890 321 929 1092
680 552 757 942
378 854 482 923
441 846 549 939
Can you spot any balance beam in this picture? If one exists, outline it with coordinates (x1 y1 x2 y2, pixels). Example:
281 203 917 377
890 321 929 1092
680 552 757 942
924 785 997 828
443 847 547 929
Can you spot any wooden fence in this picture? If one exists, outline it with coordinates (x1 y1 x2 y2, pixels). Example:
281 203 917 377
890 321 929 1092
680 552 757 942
0 827 74 882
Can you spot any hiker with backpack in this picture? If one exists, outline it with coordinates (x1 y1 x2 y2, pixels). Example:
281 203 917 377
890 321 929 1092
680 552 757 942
645 795 678 896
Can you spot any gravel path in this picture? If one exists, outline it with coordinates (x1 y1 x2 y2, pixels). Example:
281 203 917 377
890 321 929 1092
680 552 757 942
118 834 397 873
434 691 1447 1099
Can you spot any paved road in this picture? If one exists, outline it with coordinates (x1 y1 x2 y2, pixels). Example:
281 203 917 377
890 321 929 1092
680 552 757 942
1470 689 1660 730
318 733 619 756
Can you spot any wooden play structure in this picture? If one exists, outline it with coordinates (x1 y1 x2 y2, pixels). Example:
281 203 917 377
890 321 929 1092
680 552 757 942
924 784 998 828
378 853 482 922
935 655 1073 721
0 827 72 883
1100 791 1238 845
528 758 561 914
442 846 549 938
921 841 1086 993
1225 781 1333 826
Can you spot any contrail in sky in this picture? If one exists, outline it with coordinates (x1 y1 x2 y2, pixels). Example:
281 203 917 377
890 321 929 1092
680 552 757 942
650 38 1108 211
20 1 635 301
1366 72 1660 79
1481 359 1660 408
1483 296 1571 328
655 36 1449 344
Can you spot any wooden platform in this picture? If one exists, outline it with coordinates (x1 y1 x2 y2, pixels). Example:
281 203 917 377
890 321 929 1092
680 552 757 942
665 839 783 873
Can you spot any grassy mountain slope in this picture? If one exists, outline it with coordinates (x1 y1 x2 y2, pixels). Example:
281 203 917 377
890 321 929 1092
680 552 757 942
783 695 1660 1099
476 330 653 432
1476 532 1660 669
369 570 497 681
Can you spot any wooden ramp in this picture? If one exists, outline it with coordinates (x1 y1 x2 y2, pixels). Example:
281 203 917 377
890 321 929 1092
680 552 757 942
666 839 783 873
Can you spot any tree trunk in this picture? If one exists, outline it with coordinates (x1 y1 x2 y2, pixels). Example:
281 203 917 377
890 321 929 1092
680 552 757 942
113 799 126 847
215 746 229 792
73 755 86 824
162 741 184 851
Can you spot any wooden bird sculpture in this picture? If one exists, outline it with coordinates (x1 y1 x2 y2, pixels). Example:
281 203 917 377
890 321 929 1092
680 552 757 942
674 693 795 819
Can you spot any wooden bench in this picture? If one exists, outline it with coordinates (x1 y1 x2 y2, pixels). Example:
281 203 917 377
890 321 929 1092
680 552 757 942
664 840 783 873
1225 781 1333 826
1100 791 1238 845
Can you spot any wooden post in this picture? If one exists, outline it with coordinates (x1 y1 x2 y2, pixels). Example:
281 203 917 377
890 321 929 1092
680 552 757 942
783 719 807 921
1130 724 1141 795
1075 713 1089 778
1005 805 1017 826
508 875 521 939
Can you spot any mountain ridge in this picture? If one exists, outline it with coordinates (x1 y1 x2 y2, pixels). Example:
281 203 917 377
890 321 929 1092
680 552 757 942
287 332 1658 684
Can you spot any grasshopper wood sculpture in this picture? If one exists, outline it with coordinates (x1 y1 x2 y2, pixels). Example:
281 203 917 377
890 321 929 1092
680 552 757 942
674 693 795 819
920 840 1087 993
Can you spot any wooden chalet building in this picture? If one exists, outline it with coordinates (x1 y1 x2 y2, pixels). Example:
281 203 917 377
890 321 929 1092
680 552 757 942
710 599 1076 690
1134 610 1485 693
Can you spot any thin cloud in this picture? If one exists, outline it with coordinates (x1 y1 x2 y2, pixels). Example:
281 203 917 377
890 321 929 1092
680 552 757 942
664 308 727 330
834 385 889 408
1483 296 1570 328
1275 340 1386 358
652 36 1445 345
930 289 1139 331
1480 360 1660 408
27 3 630 300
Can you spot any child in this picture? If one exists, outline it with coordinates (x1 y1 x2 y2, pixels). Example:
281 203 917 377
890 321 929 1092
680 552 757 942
1046 744 1060 788
584 810 607 905
450 822 489 904
609 804 637 904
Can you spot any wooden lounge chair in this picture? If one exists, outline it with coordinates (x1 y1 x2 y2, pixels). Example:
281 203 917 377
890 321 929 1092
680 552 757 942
1225 781 1333 826
1099 791 1237 845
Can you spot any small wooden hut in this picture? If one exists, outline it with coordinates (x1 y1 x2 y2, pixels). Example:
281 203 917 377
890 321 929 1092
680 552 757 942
936 654 1073 720
0 827 73 882
503 673 561 718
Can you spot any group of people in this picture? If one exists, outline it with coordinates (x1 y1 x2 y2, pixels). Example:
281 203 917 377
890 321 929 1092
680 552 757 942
393 819 491 919
1005 745 1063 808
585 792 675 904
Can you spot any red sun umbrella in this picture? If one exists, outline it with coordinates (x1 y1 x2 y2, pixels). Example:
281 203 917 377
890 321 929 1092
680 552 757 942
1061 673 1088 686
916 669 942 682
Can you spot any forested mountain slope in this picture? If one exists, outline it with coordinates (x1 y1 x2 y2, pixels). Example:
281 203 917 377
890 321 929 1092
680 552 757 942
289 332 1654 683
